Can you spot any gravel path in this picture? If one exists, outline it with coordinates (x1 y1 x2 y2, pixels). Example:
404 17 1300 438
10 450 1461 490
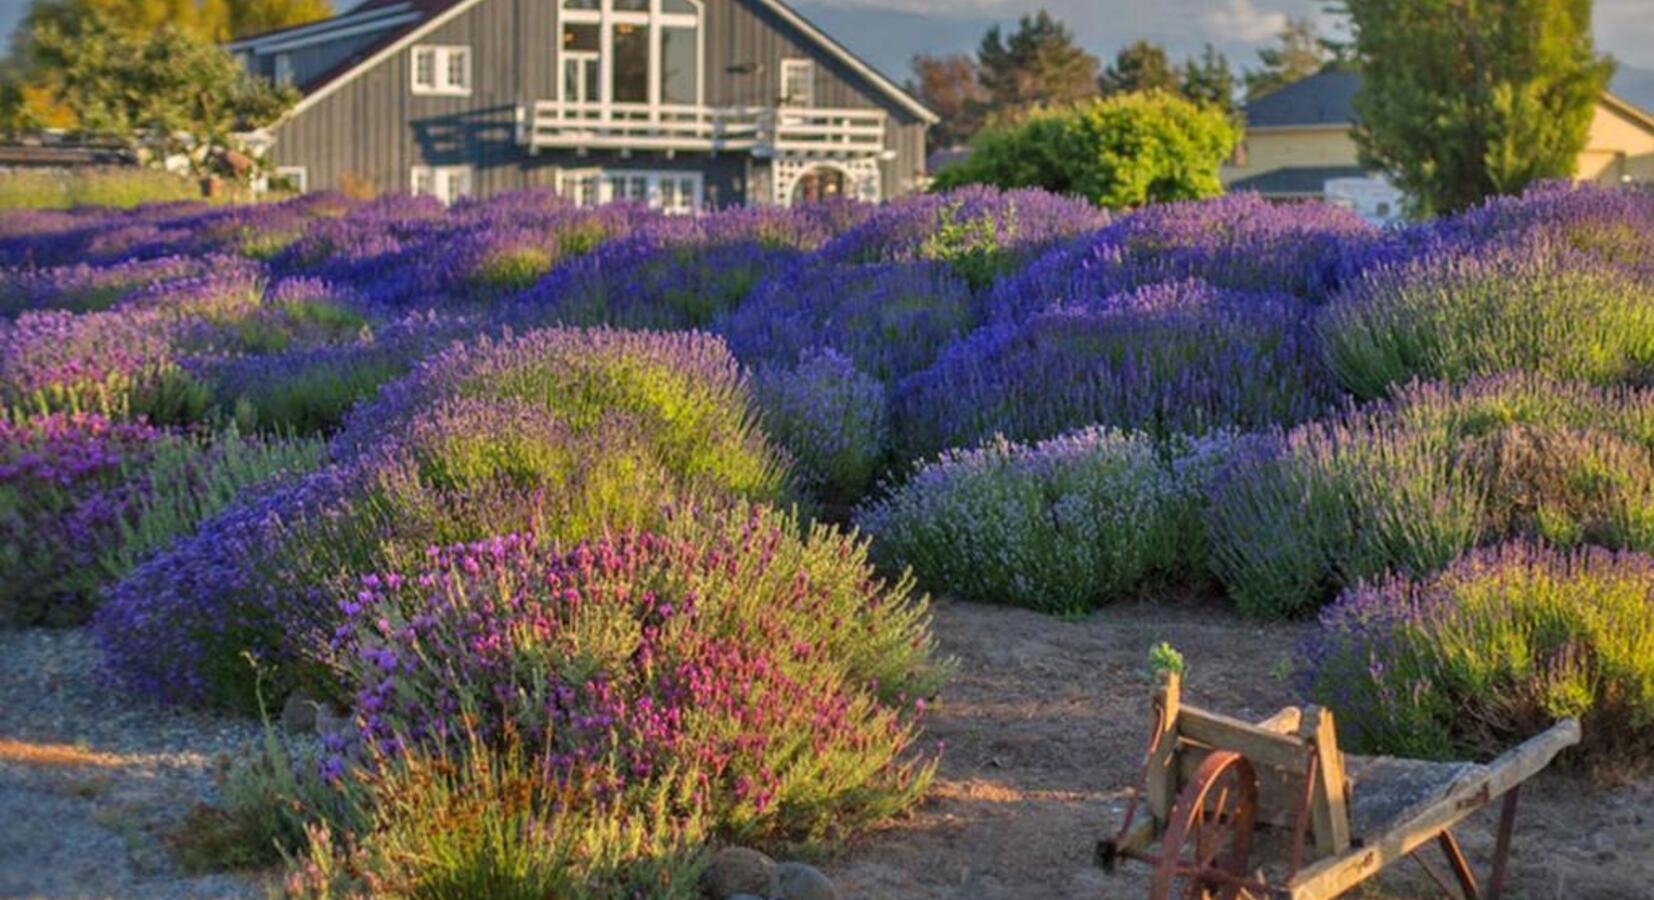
0 628 263 899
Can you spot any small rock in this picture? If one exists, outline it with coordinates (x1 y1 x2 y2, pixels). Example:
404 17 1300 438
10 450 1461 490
280 693 317 734
773 861 838 900
702 846 774 898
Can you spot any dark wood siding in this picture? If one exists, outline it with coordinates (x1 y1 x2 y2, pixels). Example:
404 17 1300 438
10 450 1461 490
269 0 928 200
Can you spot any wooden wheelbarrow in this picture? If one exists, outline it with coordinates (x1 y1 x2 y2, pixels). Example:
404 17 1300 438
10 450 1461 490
1096 672 1580 899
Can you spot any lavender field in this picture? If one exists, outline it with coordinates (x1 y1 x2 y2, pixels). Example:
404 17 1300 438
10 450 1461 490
2 182 1652 896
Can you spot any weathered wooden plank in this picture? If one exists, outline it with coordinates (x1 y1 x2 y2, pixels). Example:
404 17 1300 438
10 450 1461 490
1144 672 1181 824
1179 705 1310 774
1287 719 1580 900
1300 706 1352 856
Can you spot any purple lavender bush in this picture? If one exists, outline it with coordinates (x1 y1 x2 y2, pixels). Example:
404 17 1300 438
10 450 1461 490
1207 374 1654 618
1321 238 1654 400
816 186 1106 291
716 261 975 383
893 280 1335 460
752 349 888 504
1303 541 1654 769
0 413 324 625
98 327 793 709
858 427 1232 612
986 193 1376 321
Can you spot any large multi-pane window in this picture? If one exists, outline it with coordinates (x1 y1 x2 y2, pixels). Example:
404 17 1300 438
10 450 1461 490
558 0 701 109
410 45 471 95
560 168 702 213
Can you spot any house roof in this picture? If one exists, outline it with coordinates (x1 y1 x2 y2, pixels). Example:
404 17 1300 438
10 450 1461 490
1228 165 1370 196
234 0 938 124
1243 67 1654 135
1244 68 1362 129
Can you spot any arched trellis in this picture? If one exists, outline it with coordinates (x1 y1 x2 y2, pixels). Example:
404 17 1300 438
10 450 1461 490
773 158 881 206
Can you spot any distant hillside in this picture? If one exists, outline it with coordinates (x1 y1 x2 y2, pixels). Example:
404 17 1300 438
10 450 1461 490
1612 64 1654 112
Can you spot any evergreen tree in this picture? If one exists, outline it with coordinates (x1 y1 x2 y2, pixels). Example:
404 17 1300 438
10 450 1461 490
1243 16 1327 100
1181 43 1237 114
1099 39 1178 95
1339 0 1612 215
976 9 1098 110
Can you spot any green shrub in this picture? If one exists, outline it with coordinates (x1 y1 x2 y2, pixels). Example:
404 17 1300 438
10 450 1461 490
931 92 1239 210
1305 541 1654 771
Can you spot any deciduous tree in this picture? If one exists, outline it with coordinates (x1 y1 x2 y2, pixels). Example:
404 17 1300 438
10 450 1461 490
931 92 1239 209
1339 0 1612 215
910 53 990 150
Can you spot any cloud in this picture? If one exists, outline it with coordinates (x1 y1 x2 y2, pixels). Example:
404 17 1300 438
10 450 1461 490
1200 0 1289 44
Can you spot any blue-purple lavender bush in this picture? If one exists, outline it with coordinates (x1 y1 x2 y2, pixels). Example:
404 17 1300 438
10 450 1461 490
858 428 1232 612
817 186 1106 291
1302 541 1654 769
0 413 324 625
893 280 1335 460
716 261 975 383
1207 374 1654 618
986 193 1376 321
1320 239 1654 400
752 349 888 503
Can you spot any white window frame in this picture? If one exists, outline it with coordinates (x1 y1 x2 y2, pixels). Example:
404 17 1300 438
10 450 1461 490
557 167 702 214
410 45 472 96
274 166 308 193
273 53 294 86
557 0 703 113
780 58 814 107
410 165 474 205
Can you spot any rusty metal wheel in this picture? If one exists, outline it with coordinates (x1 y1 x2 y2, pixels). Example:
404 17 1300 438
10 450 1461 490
1149 750 1260 900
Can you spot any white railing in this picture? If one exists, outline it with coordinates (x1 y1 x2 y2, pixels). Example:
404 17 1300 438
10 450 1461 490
517 102 887 157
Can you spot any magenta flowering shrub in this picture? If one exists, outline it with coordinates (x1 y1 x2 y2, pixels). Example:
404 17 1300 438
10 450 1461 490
1207 374 1654 618
1443 181 1654 279
0 255 210 316
987 193 1376 320
1303 541 1654 769
0 308 206 422
716 261 975 384
893 280 1335 460
332 505 941 843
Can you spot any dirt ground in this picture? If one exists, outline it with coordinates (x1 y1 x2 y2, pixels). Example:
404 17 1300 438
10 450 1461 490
825 597 1653 900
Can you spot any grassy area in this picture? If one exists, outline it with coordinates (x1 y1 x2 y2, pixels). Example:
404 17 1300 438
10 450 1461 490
0 168 214 209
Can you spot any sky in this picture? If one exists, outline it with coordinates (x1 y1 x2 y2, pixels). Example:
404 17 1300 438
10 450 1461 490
2 0 1651 97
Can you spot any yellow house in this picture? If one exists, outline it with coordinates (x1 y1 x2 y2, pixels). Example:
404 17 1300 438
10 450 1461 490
1221 69 1654 219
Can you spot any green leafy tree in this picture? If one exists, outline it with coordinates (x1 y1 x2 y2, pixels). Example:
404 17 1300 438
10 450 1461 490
909 53 991 150
1181 43 1238 115
932 92 1239 210
976 10 1099 109
1099 39 1179 95
1339 0 1613 215
28 10 297 179
1244 16 1328 100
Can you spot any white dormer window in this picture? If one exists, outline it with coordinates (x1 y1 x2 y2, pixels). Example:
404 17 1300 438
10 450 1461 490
780 59 814 107
411 45 471 96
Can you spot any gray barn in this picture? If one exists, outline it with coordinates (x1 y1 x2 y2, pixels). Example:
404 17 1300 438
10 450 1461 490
229 0 936 209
